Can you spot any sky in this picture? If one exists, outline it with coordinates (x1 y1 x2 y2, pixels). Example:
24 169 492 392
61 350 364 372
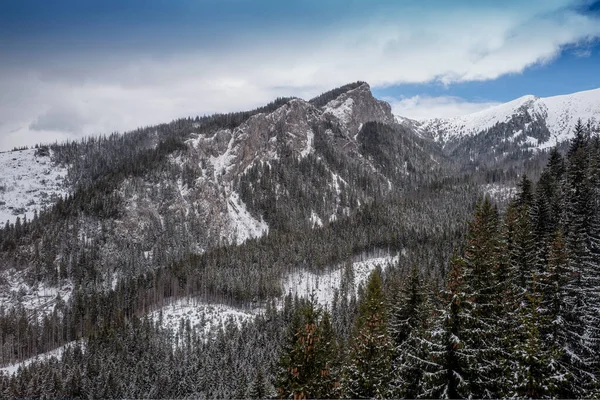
1 0 600 150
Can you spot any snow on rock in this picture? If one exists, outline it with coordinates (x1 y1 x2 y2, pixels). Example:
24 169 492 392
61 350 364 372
324 97 355 125
227 191 268 244
281 254 400 307
210 130 236 180
300 129 314 158
412 87 600 147
0 148 68 225
0 270 72 319
0 341 83 376
150 299 258 344
310 210 323 228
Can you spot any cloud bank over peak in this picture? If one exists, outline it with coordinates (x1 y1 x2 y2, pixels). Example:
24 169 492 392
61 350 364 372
386 95 501 120
0 0 599 150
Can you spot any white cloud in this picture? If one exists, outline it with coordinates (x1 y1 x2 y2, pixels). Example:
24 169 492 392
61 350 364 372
386 95 500 120
1 1 599 150
573 48 593 57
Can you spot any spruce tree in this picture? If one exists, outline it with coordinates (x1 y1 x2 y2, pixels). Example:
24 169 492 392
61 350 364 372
276 298 339 399
389 264 431 398
423 198 508 398
421 257 472 399
561 120 599 394
342 271 393 399
249 368 267 399
510 277 564 398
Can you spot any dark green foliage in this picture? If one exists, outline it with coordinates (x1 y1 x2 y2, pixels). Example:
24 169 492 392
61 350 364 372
342 271 393 399
276 298 340 399
388 265 431 398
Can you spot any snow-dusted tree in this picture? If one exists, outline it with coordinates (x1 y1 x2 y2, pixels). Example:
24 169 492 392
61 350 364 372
423 197 508 398
421 256 471 399
388 264 432 398
249 368 268 399
510 277 565 398
342 271 393 399
560 120 600 395
276 297 340 399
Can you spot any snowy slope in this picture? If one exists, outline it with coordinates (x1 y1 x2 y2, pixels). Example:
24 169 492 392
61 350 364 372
541 88 600 147
0 270 72 319
0 148 68 225
281 254 400 307
149 254 400 343
0 341 83 376
411 88 600 147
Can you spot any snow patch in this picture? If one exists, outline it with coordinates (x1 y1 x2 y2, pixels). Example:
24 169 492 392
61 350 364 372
300 129 314 158
210 130 236 179
150 299 258 344
0 149 68 225
324 97 355 125
0 341 83 376
227 191 268 244
482 183 516 203
281 254 400 307
310 210 323 228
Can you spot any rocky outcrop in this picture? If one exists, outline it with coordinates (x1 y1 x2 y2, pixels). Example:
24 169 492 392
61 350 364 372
322 83 394 138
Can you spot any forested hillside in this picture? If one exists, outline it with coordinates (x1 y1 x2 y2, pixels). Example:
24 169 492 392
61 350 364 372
0 82 598 398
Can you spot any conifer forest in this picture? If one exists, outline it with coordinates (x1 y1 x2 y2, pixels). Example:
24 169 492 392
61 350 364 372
0 80 599 399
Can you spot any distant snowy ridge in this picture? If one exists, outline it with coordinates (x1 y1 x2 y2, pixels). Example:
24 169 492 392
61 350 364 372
406 87 600 147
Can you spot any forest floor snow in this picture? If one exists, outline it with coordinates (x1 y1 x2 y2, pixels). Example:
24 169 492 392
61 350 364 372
281 254 400 307
0 341 83 376
151 253 400 341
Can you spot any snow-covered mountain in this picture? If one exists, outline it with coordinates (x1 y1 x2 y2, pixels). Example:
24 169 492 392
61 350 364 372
0 82 445 318
405 87 600 152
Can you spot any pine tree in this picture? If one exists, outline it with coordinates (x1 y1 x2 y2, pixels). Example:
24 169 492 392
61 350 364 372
389 265 431 398
510 277 565 398
276 298 339 399
249 368 267 399
342 271 393 399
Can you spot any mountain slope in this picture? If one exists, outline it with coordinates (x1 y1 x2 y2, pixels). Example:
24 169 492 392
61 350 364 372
413 87 600 147
0 82 448 307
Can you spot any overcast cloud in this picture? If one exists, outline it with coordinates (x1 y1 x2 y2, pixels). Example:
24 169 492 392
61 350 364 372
1 1 599 150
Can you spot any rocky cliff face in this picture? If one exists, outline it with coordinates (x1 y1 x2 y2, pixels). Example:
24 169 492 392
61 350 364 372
98 82 406 259
322 83 394 138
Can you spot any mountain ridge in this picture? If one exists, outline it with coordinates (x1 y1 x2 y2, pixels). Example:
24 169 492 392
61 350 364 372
403 87 600 149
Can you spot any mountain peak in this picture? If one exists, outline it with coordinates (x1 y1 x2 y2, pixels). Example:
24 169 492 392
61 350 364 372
412 87 600 147
320 82 394 137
